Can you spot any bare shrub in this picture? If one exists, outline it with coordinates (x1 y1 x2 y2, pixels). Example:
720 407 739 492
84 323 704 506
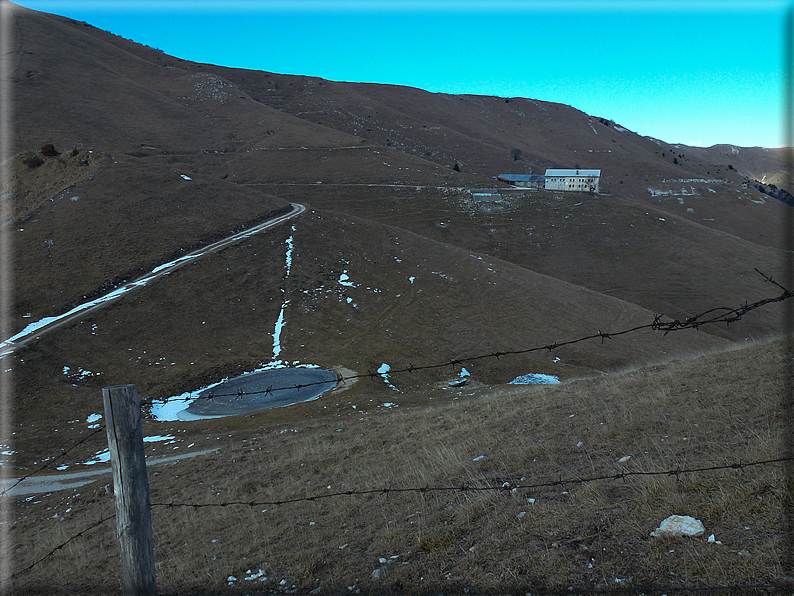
24 154 43 168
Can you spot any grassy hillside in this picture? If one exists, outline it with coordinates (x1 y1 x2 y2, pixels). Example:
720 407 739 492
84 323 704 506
8 337 788 594
3 4 792 594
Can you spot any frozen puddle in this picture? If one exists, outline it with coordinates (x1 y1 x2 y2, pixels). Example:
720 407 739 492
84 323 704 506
509 373 560 385
149 367 340 421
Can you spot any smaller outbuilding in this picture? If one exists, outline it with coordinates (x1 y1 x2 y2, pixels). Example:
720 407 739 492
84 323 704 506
497 174 546 189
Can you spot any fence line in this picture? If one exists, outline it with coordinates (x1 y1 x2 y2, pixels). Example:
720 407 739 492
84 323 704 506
5 273 790 491
5 271 792 592
3 514 115 583
141 273 794 404
0 425 106 498
148 456 793 509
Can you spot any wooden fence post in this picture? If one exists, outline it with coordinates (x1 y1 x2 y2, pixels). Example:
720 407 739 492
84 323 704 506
102 384 157 596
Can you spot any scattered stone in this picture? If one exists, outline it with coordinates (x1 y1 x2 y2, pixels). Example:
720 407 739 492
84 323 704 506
618 455 631 463
650 515 705 538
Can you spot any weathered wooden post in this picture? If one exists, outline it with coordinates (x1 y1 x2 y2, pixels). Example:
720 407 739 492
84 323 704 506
102 384 157 596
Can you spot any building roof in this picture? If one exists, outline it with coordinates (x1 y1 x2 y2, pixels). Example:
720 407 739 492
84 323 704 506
497 174 546 182
545 169 601 177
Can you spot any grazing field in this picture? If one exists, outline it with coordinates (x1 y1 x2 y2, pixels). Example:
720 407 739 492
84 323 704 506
7 337 789 594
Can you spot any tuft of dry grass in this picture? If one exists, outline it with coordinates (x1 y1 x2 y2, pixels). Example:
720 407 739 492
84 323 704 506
7 336 791 594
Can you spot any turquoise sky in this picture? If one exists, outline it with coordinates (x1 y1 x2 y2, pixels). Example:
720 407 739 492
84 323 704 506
13 0 792 148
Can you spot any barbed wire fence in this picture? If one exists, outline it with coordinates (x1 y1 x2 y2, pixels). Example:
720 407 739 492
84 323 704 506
6 455 792 591
4 271 793 592
141 268 793 404
0 424 106 498
148 456 794 509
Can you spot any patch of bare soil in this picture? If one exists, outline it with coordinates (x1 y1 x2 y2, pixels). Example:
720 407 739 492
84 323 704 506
6 145 105 222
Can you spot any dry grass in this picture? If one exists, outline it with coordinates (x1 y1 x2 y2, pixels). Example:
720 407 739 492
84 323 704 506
7 336 790 594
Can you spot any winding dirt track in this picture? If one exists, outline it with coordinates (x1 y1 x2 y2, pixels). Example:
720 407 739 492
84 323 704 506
0 203 306 357
0 448 221 496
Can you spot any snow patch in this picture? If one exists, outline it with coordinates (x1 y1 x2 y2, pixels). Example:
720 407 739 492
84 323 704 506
377 363 399 391
509 373 560 385
648 187 696 197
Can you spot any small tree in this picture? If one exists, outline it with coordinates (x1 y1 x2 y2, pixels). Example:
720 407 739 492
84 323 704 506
510 148 522 161
40 143 58 157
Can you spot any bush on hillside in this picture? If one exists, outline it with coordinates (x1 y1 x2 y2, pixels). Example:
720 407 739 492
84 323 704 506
40 143 58 157
24 155 43 169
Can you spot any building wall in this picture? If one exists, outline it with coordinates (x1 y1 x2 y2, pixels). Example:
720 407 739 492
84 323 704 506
545 176 600 192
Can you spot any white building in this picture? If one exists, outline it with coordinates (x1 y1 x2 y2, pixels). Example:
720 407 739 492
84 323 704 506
544 169 601 193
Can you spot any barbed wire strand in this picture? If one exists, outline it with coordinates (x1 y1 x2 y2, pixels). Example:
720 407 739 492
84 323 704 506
9 283 767 491
141 274 794 405
8 458 791 588
0 513 115 584
149 456 793 509
0 425 106 497
6 279 784 485
5 273 793 592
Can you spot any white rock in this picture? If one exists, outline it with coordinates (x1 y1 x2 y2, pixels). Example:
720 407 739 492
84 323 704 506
650 515 705 538
618 455 631 463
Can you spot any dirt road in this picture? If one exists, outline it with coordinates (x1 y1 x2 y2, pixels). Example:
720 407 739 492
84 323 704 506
1 203 306 357
0 448 220 497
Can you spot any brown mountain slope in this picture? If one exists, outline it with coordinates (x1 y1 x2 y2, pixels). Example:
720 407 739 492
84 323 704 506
7 3 789 351
682 144 790 185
